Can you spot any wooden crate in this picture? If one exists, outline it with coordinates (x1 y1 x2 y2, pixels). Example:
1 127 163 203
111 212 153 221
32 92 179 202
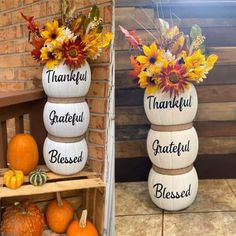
0 165 105 235
0 89 106 235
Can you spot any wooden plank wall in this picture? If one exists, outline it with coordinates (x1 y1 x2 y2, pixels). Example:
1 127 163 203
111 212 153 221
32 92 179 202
115 0 236 181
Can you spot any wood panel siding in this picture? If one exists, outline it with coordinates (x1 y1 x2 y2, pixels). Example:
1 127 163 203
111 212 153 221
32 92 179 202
115 1 236 181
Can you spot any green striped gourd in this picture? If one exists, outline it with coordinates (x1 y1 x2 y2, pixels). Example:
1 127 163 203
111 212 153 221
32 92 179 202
29 169 47 186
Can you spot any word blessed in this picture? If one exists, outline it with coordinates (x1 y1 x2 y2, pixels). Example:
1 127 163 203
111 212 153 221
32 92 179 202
49 110 84 126
147 95 192 112
48 149 83 164
46 69 87 85
153 183 191 199
152 139 190 156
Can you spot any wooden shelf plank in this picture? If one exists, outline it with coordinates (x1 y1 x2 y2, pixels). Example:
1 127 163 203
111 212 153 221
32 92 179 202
0 165 105 199
0 178 105 198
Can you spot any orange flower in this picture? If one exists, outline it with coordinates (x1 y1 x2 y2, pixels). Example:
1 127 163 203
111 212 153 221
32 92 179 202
63 38 87 69
129 55 143 79
160 63 189 97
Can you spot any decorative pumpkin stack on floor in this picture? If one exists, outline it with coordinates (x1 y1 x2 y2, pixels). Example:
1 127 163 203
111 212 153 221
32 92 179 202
21 4 112 176
120 20 218 210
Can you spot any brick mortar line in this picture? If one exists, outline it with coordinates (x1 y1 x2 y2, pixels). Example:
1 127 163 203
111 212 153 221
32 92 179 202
0 10 112 30
76 1 113 12
0 0 48 15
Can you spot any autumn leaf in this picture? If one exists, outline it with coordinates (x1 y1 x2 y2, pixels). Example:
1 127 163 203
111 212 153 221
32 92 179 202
119 25 142 49
20 12 39 33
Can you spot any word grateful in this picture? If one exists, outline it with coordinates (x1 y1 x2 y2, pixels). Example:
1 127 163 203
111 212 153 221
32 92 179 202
49 110 84 126
152 139 190 156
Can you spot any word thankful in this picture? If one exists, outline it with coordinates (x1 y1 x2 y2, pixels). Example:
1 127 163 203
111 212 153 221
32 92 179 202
152 139 190 156
46 69 87 85
48 149 83 164
153 183 191 199
147 95 192 112
49 110 84 126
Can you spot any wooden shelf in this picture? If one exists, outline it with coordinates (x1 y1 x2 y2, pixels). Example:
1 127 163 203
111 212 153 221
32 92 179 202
0 165 105 198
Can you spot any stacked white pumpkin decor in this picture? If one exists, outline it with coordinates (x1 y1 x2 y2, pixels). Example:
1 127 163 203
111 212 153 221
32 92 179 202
120 20 218 211
21 4 112 176
145 84 199 211
42 62 91 175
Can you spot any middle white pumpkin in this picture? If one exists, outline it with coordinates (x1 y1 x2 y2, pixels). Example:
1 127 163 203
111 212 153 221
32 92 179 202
147 127 199 169
43 101 90 137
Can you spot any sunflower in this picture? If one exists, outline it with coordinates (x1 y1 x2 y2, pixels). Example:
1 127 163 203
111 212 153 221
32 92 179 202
82 30 112 60
138 70 160 94
41 20 65 46
63 38 87 69
184 49 218 82
160 62 189 97
40 46 63 69
136 42 163 74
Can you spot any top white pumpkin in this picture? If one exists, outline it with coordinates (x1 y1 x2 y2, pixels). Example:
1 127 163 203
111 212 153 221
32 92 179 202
42 61 91 97
144 84 198 125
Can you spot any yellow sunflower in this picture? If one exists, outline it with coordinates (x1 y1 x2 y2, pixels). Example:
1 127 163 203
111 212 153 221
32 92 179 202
136 42 163 74
138 70 160 94
82 30 112 60
184 49 218 82
40 46 63 69
41 20 65 46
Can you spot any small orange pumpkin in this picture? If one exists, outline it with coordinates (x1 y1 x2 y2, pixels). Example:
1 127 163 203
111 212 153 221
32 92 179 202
1 201 44 236
7 133 39 175
46 192 74 233
67 210 99 236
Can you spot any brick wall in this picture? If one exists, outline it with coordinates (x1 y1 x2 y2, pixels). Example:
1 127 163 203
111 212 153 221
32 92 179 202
0 0 114 177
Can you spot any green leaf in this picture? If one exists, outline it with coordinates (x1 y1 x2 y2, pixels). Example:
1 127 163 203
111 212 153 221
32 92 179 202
61 0 69 17
200 44 206 54
89 5 100 20
190 24 202 39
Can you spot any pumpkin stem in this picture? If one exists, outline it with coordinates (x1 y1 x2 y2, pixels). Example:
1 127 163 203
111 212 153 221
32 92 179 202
80 210 87 228
7 163 16 175
56 192 63 207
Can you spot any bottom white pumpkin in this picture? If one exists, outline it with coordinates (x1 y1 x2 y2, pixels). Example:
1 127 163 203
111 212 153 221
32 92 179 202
148 167 198 211
43 137 88 175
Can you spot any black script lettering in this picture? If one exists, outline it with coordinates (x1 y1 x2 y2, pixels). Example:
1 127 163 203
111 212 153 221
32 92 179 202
49 110 84 126
152 139 190 157
48 149 83 164
153 183 192 199
147 95 192 112
46 69 87 85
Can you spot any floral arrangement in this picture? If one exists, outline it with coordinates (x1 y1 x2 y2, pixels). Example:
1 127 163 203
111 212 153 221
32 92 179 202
21 1 112 69
120 20 218 97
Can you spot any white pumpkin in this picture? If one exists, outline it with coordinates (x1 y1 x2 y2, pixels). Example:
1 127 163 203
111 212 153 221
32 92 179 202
43 137 88 175
43 101 90 137
147 127 198 169
144 84 198 125
148 167 198 211
42 61 91 97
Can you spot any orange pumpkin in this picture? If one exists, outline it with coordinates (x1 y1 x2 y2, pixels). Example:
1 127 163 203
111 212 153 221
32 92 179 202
67 210 99 236
7 133 39 175
46 193 74 233
1 201 44 236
